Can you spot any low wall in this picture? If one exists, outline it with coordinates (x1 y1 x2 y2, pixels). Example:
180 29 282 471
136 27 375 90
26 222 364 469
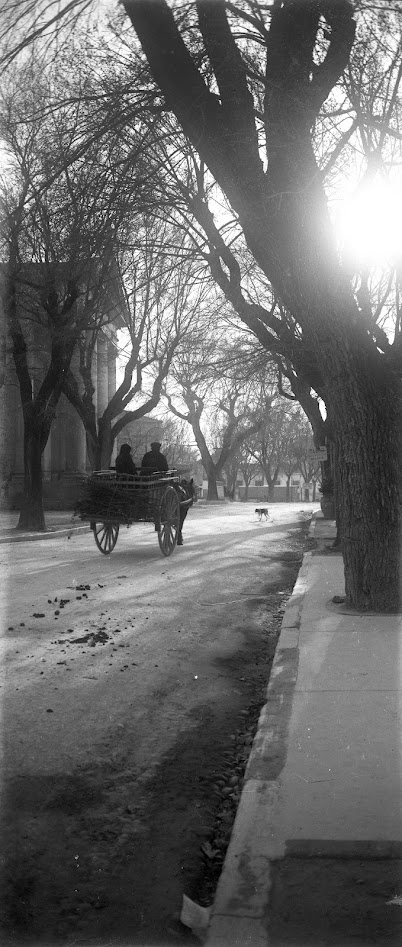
237 486 299 502
1 472 83 511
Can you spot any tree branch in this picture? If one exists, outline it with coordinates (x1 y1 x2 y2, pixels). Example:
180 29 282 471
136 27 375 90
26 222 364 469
309 1 356 117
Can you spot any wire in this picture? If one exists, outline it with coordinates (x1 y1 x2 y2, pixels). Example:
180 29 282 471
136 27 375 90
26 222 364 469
196 595 267 606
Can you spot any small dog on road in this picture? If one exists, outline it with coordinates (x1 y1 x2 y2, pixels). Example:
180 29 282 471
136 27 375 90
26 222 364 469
255 507 269 521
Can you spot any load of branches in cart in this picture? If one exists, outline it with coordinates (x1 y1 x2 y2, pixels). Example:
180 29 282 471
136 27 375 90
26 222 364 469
75 470 180 524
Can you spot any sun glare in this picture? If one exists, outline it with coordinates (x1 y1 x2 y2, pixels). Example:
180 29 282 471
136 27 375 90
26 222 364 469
335 176 402 268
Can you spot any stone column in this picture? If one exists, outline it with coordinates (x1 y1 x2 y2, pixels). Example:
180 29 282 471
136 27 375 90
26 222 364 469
56 396 68 472
0 376 22 509
15 396 24 475
42 435 52 480
70 345 87 471
75 418 87 471
0 379 17 472
90 331 98 416
108 343 117 401
97 335 109 417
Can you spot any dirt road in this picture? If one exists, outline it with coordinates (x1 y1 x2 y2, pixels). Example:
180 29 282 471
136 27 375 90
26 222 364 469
0 503 315 946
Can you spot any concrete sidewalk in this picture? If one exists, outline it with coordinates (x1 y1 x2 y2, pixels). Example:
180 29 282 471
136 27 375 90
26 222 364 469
0 510 89 543
206 517 402 946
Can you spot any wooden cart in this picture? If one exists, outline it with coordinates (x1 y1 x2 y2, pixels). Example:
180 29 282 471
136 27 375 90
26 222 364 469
76 470 183 556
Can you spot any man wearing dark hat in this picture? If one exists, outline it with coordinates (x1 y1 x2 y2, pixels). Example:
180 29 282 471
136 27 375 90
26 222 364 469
141 441 169 474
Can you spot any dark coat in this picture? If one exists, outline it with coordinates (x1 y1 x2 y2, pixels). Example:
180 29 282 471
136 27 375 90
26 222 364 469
141 449 169 473
116 452 137 476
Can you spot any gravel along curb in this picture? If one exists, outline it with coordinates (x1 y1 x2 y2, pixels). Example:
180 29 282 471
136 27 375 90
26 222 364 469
309 516 318 537
205 551 312 945
0 525 91 544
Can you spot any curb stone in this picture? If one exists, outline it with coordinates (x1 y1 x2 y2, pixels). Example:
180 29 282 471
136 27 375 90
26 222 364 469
0 524 91 544
204 521 316 945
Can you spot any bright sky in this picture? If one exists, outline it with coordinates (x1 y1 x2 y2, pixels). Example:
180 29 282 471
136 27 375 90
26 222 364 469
334 175 402 269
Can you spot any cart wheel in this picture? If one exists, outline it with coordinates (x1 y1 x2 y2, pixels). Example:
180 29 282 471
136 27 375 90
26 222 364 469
93 522 119 554
158 486 180 557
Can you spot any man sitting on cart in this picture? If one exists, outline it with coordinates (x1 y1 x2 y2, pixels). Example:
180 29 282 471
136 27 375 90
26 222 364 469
115 443 137 477
141 441 169 475
140 441 169 531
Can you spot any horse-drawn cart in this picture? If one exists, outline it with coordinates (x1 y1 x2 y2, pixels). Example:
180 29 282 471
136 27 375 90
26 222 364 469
76 469 191 556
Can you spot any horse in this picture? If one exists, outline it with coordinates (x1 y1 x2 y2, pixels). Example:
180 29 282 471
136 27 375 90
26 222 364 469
175 478 197 545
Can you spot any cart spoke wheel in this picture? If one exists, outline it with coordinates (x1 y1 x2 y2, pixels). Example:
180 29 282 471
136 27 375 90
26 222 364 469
158 486 180 557
93 522 119 554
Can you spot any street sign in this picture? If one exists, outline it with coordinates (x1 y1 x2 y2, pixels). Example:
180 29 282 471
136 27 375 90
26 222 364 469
307 447 327 461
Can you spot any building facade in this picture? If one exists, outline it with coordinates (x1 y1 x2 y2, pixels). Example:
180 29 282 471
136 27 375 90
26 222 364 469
201 471 319 502
0 263 123 509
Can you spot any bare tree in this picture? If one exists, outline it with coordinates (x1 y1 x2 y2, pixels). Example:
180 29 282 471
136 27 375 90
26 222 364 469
237 449 261 503
2 2 402 607
156 415 202 476
0 54 147 528
119 0 402 611
245 400 300 501
166 383 265 500
62 227 200 469
292 425 322 503
165 336 269 499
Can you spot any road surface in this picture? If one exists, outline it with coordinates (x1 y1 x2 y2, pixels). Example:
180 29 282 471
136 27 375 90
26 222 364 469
0 502 315 946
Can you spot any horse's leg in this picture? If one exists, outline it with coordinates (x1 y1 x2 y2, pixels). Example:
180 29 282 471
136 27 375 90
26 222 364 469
177 507 186 545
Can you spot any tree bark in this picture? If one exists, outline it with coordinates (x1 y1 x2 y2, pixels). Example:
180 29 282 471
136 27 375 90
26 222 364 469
17 423 46 531
85 435 100 473
123 0 402 609
206 466 219 501
267 481 275 502
331 359 400 611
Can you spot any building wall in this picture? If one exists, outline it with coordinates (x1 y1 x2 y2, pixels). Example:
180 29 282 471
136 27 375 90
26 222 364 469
0 259 128 508
0 330 119 509
237 484 300 501
201 469 318 503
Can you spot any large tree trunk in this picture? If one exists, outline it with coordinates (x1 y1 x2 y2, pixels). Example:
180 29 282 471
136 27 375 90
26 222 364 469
206 466 219 501
184 412 220 500
81 424 113 473
100 423 114 471
260 471 276 501
84 427 113 473
17 424 46 531
124 0 401 610
86 434 99 472
225 467 237 499
330 358 400 612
